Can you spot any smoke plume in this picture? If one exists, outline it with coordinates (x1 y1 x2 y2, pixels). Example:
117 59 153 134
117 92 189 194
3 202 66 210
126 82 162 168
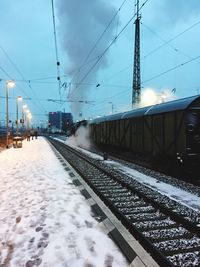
66 125 92 150
56 0 118 117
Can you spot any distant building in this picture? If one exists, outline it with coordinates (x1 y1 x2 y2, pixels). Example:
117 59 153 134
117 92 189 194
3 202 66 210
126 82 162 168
48 112 73 133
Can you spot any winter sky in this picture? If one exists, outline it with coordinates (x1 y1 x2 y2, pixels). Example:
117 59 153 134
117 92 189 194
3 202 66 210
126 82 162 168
0 0 200 125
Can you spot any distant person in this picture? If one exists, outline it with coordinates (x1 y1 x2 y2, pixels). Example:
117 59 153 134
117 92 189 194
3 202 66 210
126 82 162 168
30 129 34 140
35 130 38 139
27 131 30 141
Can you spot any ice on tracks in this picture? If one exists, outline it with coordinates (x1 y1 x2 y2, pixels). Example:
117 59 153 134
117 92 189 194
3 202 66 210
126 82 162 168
0 137 128 267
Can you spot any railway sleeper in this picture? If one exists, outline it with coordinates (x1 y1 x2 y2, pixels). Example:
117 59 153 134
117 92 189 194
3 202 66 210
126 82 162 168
142 227 191 241
154 236 200 253
102 192 135 198
108 195 139 202
118 205 155 214
133 218 177 230
111 201 145 208
167 251 200 267
126 212 166 222
94 185 123 190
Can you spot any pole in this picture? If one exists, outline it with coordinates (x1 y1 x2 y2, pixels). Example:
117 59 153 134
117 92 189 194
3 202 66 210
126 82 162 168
27 116 29 130
6 83 9 148
16 98 18 135
132 0 141 108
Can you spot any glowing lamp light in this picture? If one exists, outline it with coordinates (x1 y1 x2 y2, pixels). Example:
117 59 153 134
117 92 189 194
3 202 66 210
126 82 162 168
7 80 15 88
141 88 158 106
27 113 32 119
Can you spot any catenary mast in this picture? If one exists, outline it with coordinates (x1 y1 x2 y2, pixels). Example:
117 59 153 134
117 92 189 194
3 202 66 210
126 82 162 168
132 0 141 108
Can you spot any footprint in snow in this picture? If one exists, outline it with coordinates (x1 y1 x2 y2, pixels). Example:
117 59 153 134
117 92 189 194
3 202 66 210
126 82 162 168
85 220 93 228
84 262 95 267
104 254 114 267
26 258 42 267
84 236 96 256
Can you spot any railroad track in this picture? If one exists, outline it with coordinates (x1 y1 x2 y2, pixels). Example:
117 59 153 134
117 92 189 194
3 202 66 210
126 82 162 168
97 145 200 187
48 137 200 267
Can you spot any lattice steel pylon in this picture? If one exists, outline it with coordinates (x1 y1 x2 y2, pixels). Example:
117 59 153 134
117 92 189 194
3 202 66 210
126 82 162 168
132 0 141 108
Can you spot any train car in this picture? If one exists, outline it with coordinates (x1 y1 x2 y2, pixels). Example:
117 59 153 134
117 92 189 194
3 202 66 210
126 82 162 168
90 95 200 164
70 119 88 136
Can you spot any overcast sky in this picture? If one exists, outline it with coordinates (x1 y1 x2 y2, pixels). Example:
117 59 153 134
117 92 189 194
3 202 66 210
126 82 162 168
0 0 200 125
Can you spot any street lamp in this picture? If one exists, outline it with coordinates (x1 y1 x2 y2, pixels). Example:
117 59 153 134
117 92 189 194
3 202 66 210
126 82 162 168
27 112 32 130
24 109 29 131
16 96 22 135
22 104 27 130
6 80 15 148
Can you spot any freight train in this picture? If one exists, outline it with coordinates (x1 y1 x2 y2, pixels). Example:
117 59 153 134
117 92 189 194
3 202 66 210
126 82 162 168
89 95 200 165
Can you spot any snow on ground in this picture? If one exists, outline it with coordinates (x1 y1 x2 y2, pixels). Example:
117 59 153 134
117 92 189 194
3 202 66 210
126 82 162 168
0 137 128 267
62 137 200 213
109 161 200 212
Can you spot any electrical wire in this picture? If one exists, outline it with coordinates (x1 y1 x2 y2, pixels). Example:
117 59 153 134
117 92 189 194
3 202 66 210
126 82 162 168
70 0 129 85
143 19 200 59
102 53 200 102
93 17 200 95
0 65 12 78
51 0 61 96
71 0 149 97
0 46 47 114
142 54 200 84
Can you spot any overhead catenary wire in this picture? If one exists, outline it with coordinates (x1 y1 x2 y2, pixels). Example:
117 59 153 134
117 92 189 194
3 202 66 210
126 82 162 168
102 53 200 102
0 67 46 114
71 0 150 98
58 0 130 113
0 65 12 78
142 54 200 84
143 18 200 59
0 46 47 114
141 22 200 66
51 0 61 96
70 0 129 84
94 17 200 98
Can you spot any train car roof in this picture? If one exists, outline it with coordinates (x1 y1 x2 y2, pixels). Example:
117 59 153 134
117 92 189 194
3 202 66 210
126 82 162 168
91 113 124 123
122 106 151 119
145 95 200 115
90 95 200 124
91 107 152 123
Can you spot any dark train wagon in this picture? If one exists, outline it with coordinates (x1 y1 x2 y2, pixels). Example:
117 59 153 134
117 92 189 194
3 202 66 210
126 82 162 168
90 95 200 163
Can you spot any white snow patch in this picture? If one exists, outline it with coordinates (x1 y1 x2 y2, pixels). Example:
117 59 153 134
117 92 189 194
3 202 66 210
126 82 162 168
0 137 128 267
66 126 92 150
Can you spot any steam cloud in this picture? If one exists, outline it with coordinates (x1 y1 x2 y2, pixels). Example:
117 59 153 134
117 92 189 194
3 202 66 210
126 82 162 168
66 125 92 150
56 0 118 117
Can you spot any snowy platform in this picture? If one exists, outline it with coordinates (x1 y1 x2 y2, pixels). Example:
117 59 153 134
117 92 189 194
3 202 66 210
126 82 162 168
0 137 158 267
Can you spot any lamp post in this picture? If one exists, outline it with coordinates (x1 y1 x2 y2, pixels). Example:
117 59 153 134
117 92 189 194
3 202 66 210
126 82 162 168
22 104 27 131
6 80 15 148
16 96 22 135
27 113 32 130
108 102 114 114
25 109 30 130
